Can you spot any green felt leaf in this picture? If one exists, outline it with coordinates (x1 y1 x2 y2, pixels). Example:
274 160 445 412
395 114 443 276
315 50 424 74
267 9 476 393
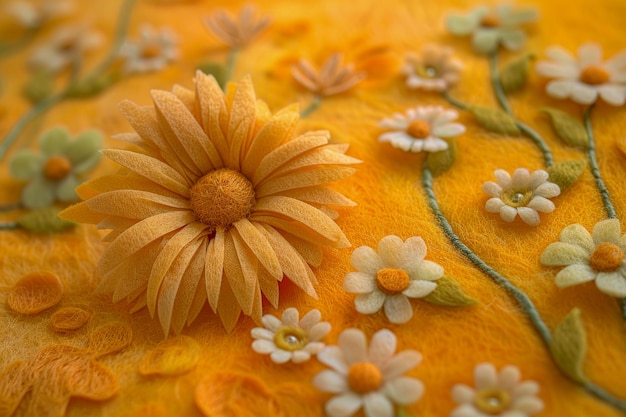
470 107 520 136
197 62 227 89
499 54 535 93
396 407 411 417
546 160 585 191
550 308 587 383
542 108 588 149
16 207 76 234
23 71 54 104
66 75 115 98
426 138 456 177
422 275 477 307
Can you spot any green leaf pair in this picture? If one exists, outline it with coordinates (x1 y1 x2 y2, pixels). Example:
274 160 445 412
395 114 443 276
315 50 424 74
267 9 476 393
423 275 477 307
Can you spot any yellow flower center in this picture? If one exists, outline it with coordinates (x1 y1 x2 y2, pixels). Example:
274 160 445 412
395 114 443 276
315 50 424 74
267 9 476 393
273 326 308 351
347 362 383 394
141 43 162 59
501 189 533 208
190 168 256 230
43 155 72 181
474 388 511 414
589 242 624 272
480 13 502 28
416 65 439 79
579 65 610 85
376 268 410 294
406 120 431 139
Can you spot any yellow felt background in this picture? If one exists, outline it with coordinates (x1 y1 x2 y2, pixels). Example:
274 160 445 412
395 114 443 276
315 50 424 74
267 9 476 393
1 0 626 416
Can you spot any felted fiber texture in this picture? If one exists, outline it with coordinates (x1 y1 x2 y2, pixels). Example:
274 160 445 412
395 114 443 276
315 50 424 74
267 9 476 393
1 0 626 416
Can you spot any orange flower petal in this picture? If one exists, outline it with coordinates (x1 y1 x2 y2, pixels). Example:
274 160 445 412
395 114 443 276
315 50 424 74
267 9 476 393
7 272 64 315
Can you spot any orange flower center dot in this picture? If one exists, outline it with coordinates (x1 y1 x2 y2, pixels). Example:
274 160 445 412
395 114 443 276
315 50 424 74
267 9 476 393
502 189 533 208
474 388 511 414
190 168 256 230
406 120 431 139
590 242 624 272
376 268 410 294
480 13 502 28
44 155 72 181
347 362 383 394
141 43 162 59
274 326 308 351
580 65 610 85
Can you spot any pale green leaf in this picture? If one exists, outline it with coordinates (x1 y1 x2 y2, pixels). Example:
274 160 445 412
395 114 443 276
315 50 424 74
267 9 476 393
422 275 477 307
426 138 456 177
550 308 587 383
542 108 588 149
546 160 585 191
470 107 520 136
16 207 76 234
499 54 535 93
22 71 54 104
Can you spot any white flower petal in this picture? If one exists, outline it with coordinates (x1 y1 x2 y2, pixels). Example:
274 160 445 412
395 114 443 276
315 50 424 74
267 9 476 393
498 365 521 390
325 393 363 417
472 28 500 55
368 329 397 366
511 168 530 188
500 29 526 51
555 264 597 287
511 396 544 414
494 169 512 188
292 350 312 363
451 384 475 403
414 260 444 282
251 327 274 341
384 377 424 405
517 207 540 226
309 322 332 341
432 123 465 137
540 242 589 266
499 205 518 222
570 83 598 104
344 272 377 294
339 328 368 365
482 181 503 197
534 182 560 198
270 349 292 364
450 404 479 417
377 235 406 268
528 170 549 189
546 46 576 65
305 341 326 354
598 85 626 106
421 138 448 152
546 80 575 99
485 198 506 213
527 196 555 213
592 218 621 245
513 381 540 397
383 295 413 324
351 246 385 274
535 61 578 79
313 370 349 393
474 363 498 389
355 291 386 314
282 307 300 326
299 309 322 331
394 236 427 272
382 350 421 379
578 43 603 67
363 392 393 417
560 224 594 251
261 314 282 331
318 346 348 373
251 339 275 354
403 280 437 298
596 272 626 298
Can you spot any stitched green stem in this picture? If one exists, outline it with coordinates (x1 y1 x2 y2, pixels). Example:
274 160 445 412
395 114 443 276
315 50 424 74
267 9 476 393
487 53 554 167
583 104 616 219
300 95 322 118
224 48 239 86
442 91 468 110
0 222 18 230
422 163 626 411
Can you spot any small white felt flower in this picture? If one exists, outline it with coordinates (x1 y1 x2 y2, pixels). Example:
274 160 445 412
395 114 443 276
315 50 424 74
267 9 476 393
451 363 544 417
314 328 424 417
540 219 626 297
118 25 179 74
250 307 331 364
344 235 443 324
4 0 73 29
29 24 103 73
482 168 560 226
446 4 538 54
379 106 465 153
536 43 626 106
402 45 463 92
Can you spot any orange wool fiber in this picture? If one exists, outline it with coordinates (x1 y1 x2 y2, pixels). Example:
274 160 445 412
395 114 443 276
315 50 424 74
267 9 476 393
139 335 201 376
7 271 65 315
88 322 133 358
50 307 92 333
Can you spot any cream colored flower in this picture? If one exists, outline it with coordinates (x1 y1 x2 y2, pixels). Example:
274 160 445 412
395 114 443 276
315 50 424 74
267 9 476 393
536 43 626 106
60 74 358 335
446 4 537 54
314 328 424 417
451 363 544 417
292 53 366 96
402 45 463 92
4 0 72 29
29 24 103 73
540 219 626 297
344 235 443 324
204 4 270 48
379 106 465 153
251 307 330 364
118 24 179 74
482 168 560 226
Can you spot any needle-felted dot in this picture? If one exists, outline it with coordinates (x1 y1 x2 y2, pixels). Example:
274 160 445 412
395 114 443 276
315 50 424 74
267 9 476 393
7 271 64 315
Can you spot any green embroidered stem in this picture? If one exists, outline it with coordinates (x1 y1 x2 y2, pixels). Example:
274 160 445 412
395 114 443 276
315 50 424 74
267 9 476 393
224 48 239 86
422 164 626 411
583 104 616 219
0 222 18 230
442 91 468 111
300 95 322 118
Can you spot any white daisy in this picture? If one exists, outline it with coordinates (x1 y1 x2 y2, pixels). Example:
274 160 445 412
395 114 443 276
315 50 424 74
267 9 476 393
536 43 626 106
4 0 73 29
379 106 465 153
28 24 103 73
402 45 463 92
446 4 538 54
343 235 443 324
451 363 544 417
482 168 560 226
250 307 331 364
118 24 179 74
540 219 626 297
313 328 424 417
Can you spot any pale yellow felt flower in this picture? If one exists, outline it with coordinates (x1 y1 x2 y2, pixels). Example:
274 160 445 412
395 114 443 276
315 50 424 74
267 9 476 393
292 53 366 97
204 4 270 48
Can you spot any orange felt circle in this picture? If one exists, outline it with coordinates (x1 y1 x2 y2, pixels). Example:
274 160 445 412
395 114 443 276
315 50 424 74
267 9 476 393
50 307 92 333
7 272 64 315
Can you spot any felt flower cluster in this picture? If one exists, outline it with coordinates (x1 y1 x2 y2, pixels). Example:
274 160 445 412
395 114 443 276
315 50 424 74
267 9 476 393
118 24 179 74
402 45 463 92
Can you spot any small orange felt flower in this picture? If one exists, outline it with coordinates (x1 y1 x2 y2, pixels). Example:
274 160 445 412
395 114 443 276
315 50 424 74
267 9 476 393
204 4 271 48
60 73 359 335
292 53 367 96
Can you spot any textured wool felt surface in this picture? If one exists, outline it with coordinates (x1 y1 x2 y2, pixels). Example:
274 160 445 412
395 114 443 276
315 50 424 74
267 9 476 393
1 0 626 416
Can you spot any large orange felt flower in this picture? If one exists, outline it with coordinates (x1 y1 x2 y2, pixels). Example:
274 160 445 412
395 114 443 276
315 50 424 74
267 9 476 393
61 73 358 335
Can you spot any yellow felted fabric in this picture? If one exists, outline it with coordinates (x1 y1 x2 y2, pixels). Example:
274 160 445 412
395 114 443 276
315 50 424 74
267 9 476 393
1 0 626 416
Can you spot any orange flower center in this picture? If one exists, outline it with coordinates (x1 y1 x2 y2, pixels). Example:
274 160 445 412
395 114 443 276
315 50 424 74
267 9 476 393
190 168 256 230
141 43 162 59
58 38 77 53
273 326 308 351
579 65 610 85
474 388 511 414
480 13 502 28
406 120 431 139
347 362 383 394
589 243 624 272
376 268 410 294
43 156 72 181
